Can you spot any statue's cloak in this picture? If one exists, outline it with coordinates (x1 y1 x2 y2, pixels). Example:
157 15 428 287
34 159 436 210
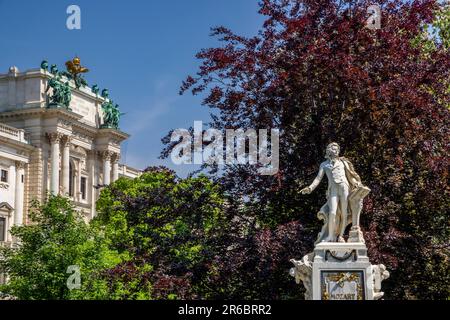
314 157 370 244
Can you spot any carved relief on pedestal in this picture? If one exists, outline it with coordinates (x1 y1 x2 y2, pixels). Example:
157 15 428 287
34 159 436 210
289 253 314 300
372 264 390 300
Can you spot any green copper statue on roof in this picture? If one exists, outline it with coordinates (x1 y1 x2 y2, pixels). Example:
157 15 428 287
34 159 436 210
42 58 122 122
101 99 123 129
45 75 72 110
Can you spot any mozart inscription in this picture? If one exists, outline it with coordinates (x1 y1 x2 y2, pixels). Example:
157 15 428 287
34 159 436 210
321 271 365 300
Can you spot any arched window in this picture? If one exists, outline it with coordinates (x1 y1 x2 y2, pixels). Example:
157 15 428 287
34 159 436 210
0 202 13 242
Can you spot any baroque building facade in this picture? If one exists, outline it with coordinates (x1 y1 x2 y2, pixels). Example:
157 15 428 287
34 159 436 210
0 62 140 247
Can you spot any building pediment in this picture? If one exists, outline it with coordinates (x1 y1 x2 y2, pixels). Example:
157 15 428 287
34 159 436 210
0 202 14 212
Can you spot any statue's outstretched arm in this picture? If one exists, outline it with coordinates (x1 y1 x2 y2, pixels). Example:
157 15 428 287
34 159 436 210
300 164 324 194
309 165 324 191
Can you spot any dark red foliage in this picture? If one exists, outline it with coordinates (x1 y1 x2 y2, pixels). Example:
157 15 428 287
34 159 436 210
163 0 450 299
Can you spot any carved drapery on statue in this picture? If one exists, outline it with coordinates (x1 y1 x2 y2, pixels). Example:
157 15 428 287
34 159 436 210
315 157 370 245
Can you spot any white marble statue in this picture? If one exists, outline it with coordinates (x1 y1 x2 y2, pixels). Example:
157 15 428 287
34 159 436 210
300 143 370 243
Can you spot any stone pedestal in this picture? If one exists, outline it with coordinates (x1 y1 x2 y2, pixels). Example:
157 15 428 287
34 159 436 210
290 242 389 300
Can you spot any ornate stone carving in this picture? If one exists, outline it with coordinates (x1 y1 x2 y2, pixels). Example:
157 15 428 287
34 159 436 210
111 153 120 164
348 225 365 243
15 161 26 170
372 264 390 300
99 150 114 161
47 132 63 144
61 135 71 147
290 253 314 300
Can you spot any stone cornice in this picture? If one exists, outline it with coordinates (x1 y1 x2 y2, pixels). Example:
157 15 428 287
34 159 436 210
0 108 130 142
97 128 130 142
0 107 83 123
0 136 35 152
71 121 98 136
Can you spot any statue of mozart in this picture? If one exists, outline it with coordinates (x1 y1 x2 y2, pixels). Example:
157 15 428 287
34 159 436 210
300 142 370 244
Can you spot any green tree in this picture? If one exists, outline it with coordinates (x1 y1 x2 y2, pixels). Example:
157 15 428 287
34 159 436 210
0 195 122 300
90 167 228 299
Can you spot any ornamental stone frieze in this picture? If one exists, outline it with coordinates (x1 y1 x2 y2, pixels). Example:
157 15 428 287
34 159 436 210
72 131 93 144
57 119 72 130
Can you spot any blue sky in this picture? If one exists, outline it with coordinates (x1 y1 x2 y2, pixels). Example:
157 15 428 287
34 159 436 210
0 0 264 176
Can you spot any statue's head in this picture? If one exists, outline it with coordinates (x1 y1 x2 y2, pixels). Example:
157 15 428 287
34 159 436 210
325 142 340 159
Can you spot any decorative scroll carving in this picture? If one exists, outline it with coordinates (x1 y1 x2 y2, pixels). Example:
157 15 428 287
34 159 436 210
47 132 63 144
15 161 26 170
111 153 120 164
290 253 314 300
100 150 114 161
61 135 72 148
372 264 390 300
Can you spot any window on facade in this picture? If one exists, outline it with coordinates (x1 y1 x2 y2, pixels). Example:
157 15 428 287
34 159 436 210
80 176 87 200
0 217 5 242
69 162 74 197
0 169 7 183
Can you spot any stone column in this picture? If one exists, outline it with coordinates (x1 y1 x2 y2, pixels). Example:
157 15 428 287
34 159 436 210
87 150 96 219
14 161 25 226
111 153 120 182
48 132 62 194
61 135 71 195
101 151 112 186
